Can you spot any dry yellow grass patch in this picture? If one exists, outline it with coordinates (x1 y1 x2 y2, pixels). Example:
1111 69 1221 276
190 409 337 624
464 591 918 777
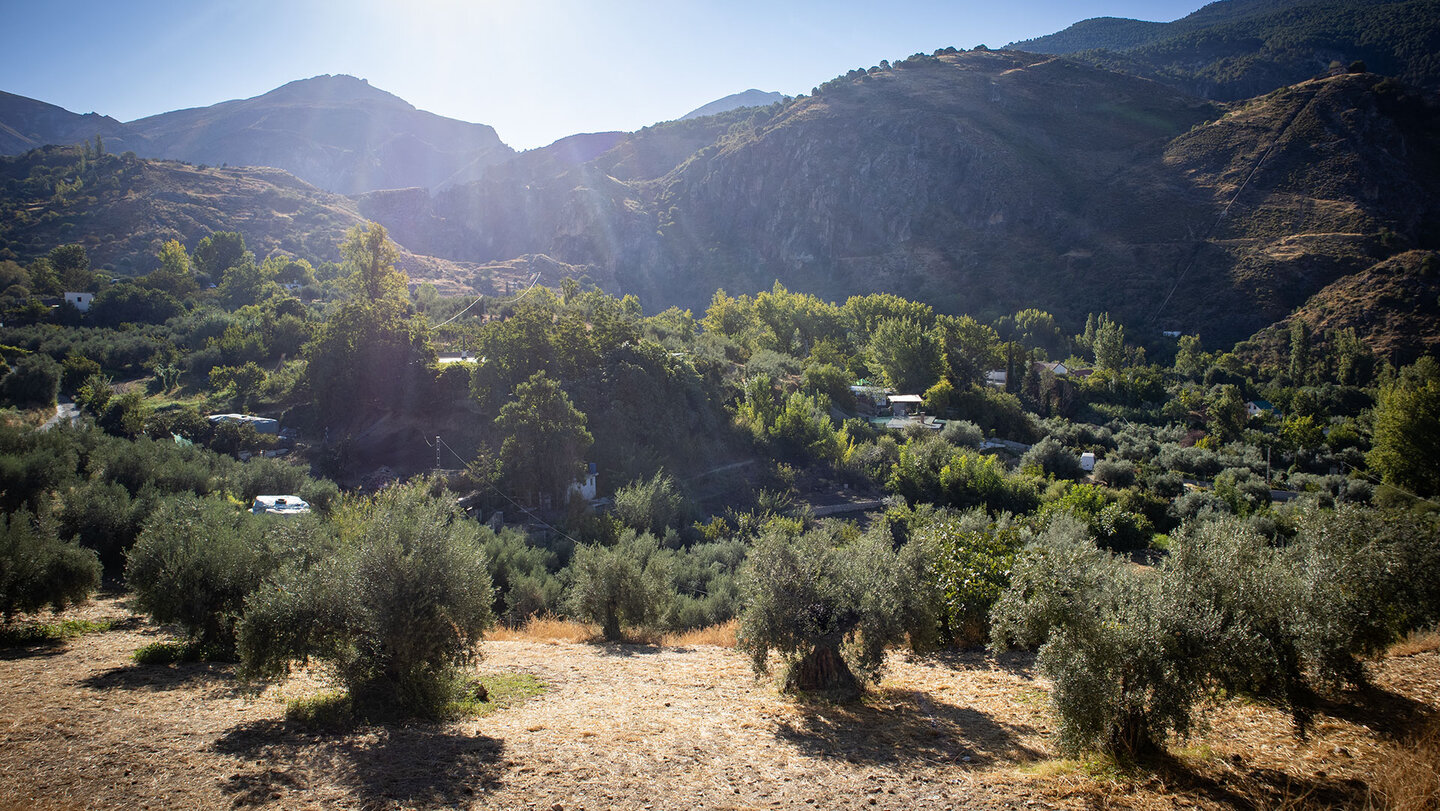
1390 629 1440 658
1369 716 1440 811
663 619 737 648
488 617 737 648
487 614 598 644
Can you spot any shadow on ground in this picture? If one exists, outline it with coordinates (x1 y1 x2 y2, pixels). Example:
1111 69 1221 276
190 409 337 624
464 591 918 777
1149 750 1370 809
80 660 247 696
216 719 505 808
1317 682 1436 740
776 687 1042 766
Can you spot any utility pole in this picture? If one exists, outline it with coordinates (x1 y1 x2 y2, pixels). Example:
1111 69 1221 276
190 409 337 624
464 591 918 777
436 435 441 471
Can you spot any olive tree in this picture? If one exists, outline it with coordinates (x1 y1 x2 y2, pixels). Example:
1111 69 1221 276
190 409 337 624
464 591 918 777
239 481 494 718
565 530 675 641
1 509 101 622
738 520 907 699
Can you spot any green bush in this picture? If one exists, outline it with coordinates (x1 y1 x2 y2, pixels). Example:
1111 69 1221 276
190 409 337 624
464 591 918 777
125 495 284 657
1020 436 1083 479
612 470 686 537
911 509 1023 648
940 419 983 448
0 509 101 622
565 530 675 641
239 481 494 718
737 520 907 698
0 353 61 407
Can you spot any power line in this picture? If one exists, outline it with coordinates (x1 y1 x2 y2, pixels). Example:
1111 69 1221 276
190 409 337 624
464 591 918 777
1148 87 1319 327
433 435 587 547
430 272 541 329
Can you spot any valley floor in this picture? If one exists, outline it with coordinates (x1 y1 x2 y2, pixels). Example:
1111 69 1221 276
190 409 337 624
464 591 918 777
1 596 1436 810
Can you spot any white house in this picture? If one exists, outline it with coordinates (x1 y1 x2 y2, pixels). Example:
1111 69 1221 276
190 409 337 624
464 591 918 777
888 394 924 418
569 462 598 501
63 292 93 312
251 495 310 515
985 370 1008 388
208 413 280 434
1245 400 1276 419
1080 452 1096 472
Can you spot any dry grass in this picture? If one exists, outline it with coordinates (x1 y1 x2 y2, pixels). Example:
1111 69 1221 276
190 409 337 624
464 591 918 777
487 615 598 644
1390 629 1440 658
662 619 738 648
488 617 738 649
1369 717 1440 811
5 595 1440 810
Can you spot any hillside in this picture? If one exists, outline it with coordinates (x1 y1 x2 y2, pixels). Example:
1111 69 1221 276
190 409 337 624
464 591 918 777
0 90 135 155
123 75 515 195
363 50 1440 352
1009 0 1440 100
0 145 479 282
680 89 786 120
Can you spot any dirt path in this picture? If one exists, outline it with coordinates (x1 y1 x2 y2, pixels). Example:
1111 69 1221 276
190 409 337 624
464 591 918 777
1 597 1436 810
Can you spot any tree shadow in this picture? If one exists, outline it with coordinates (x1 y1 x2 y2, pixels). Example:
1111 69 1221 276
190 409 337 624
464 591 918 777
1147 749 1369 809
1313 682 1436 741
0 643 67 661
215 718 505 809
775 687 1043 766
594 642 666 658
80 661 249 696
905 648 1037 679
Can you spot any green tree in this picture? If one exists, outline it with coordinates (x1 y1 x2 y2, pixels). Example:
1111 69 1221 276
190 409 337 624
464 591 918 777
867 317 940 393
566 530 675 641
239 482 494 718
192 231 249 286
1173 334 1205 379
1369 365 1440 498
1207 384 1247 443
613 470 685 537
47 244 92 291
303 297 436 421
126 495 275 657
341 221 408 302
0 509 101 622
1288 319 1312 386
146 239 198 297
496 371 593 505
738 521 908 698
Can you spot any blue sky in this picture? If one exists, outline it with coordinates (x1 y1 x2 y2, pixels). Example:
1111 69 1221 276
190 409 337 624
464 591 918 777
1 0 1208 150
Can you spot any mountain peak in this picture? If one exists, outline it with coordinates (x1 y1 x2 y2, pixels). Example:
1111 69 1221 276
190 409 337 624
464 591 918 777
262 74 410 109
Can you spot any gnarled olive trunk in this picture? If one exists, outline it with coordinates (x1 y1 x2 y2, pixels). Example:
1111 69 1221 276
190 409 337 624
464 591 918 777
781 642 860 699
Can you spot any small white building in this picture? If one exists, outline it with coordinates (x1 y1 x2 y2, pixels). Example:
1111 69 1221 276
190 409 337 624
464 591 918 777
888 394 924 418
985 370 1008 388
569 462 598 501
63 292 93 312
1080 452 1096 472
208 413 280 434
251 495 310 516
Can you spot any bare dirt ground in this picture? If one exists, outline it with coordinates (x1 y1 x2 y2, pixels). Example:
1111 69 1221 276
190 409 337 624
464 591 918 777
1 595 1436 811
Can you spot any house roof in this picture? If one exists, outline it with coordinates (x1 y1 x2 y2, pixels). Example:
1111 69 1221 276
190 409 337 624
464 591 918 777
888 394 924 403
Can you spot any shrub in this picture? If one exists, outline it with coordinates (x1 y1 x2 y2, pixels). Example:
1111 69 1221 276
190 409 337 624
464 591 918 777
613 470 686 537
0 509 101 622
126 495 285 657
565 530 675 641
940 419 983 448
931 513 1023 647
239 481 495 718
0 353 61 407
737 520 907 698
991 515 1196 756
1020 436 1083 479
1091 458 1135 488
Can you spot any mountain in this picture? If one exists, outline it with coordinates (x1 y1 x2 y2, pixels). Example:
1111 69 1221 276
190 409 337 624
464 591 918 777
0 144 481 285
680 90 785 121
1007 0 1440 100
119 75 514 195
358 49 1440 354
0 91 134 155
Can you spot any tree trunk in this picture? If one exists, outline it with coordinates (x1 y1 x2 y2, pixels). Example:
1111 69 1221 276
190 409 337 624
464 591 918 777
782 643 861 699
